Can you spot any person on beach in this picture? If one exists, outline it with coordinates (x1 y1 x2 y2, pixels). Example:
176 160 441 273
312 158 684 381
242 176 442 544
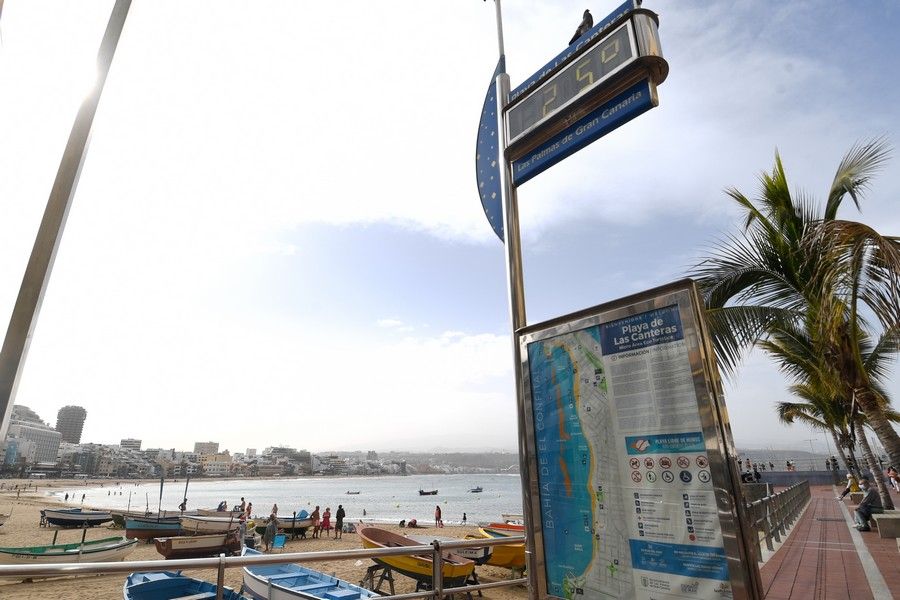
239 513 247 549
322 507 332 536
263 516 277 551
335 505 345 539
853 477 882 531
311 506 321 538
462 512 467 525
246 502 253 518
64 493 68 502
240 497 246 512
435 505 443 528
179 498 188 511
271 503 278 517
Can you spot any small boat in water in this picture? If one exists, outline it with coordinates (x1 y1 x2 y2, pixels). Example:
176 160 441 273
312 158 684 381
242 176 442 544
468 486 483 493
0 536 137 565
358 527 474 587
345 490 361 495
125 517 183 540
180 515 242 534
124 570 247 599
154 532 241 559
417 489 438 496
42 508 113 528
242 547 378 599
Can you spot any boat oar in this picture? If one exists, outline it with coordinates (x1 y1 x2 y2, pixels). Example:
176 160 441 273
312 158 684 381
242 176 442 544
157 477 164 517
51 529 58 545
126 491 132 513
291 511 297 540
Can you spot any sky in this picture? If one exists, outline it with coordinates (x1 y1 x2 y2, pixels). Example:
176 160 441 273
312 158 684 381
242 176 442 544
1 1 899 455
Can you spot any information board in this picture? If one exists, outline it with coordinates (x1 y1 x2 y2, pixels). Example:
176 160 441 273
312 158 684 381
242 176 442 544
518 280 757 600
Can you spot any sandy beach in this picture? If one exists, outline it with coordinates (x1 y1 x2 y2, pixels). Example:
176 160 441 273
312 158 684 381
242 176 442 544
0 479 528 599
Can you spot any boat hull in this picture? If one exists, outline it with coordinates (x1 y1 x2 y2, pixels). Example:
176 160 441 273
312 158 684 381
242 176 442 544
417 490 438 495
0 536 136 566
180 515 241 534
358 527 473 587
241 547 376 600
154 532 241 559
254 518 312 536
43 508 113 528
124 570 247 600
477 527 526 571
125 518 183 540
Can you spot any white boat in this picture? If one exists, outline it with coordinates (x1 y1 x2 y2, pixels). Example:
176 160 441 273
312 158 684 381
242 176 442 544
242 547 378 599
154 532 241 559
196 508 246 517
42 508 113 528
0 536 137 566
407 534 494 565
180 515 241 534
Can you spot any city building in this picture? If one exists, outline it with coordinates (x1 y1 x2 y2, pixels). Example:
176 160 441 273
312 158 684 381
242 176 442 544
5 420 62 463
120 438 142 451
55 405 87 443
194 441 219 455
11 404 45 425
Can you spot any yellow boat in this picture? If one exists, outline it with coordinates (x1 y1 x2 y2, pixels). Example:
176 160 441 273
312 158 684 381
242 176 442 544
475 526 527 572
358 527 475 586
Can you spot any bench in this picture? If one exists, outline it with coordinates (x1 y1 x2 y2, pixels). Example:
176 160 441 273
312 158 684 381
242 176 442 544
872 512 900 539
171 593 216 600
293 583 333 593
849 492 864 503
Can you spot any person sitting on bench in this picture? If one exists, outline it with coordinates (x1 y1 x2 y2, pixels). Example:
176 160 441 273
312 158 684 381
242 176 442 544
854 476 882 531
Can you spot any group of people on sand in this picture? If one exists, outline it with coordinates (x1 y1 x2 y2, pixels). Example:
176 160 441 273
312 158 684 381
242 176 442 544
307 504 346 539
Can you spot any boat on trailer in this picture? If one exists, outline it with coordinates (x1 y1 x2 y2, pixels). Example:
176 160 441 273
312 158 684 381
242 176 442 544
124 570 248 599
42 508 113 528
241 547 378 599
0 536 137 565
358 527 474 587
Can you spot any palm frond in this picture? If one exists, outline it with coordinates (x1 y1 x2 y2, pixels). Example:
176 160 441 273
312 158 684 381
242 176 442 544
825 137 891 219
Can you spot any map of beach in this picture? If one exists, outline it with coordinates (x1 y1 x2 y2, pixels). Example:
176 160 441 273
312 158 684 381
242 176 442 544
526 304 732 600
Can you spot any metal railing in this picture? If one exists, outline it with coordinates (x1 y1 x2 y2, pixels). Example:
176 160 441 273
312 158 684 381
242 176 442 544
0 535 527 600
745 480 810 560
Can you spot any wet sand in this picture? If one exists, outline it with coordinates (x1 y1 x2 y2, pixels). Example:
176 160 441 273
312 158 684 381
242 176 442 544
0 480 527 599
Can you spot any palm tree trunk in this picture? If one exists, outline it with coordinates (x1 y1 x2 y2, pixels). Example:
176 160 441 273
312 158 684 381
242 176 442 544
858 394 900 473
846 444 862 478
855 421 894 510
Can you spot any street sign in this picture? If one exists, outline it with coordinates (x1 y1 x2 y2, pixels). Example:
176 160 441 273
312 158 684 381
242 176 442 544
511 78 656 186
504 4 667 171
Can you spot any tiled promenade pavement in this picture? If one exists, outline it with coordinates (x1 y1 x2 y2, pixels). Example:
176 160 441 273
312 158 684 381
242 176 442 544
759 486 883 599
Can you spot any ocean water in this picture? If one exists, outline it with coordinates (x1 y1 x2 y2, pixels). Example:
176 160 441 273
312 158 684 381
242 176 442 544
51 473 524 525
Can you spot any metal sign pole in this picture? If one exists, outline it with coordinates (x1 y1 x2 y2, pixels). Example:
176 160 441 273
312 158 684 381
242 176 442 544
0 0 132 444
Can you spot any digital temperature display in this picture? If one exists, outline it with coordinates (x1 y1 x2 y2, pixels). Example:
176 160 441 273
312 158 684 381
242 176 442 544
507 23 636 144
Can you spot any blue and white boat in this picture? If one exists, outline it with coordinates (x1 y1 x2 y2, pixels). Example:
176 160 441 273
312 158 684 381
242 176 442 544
241 548 377 600
124 570 248 599
125 517 183 541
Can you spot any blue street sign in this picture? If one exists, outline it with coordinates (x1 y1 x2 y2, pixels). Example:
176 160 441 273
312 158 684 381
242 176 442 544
509 0 638 104
511 78 656 186
475 57 507 241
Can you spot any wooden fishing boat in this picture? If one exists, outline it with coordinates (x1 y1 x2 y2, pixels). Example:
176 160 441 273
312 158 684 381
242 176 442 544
241 547 377 599
112 509 197 527
417 489 438 496
253 517 312 536
475 526 526 571
0 536 137 565
125 517 183 540
407 534 493 565
468 486 483 493
358 527 474 587
345 490 361 495
197 508 246 517
485 522 524 533
124 570 247 599
180 515 241 534
42 508 113 528
154 532 241 559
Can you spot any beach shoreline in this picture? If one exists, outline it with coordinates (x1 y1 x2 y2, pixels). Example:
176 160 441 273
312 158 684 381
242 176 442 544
0 480 527 600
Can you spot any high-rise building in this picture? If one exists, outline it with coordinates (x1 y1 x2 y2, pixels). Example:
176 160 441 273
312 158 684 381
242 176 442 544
11 405 45 425
55 406 87 444
6 420 61 463
194 441 219 455
120 438 142 451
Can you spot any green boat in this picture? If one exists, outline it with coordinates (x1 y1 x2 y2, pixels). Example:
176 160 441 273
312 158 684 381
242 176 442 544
0 536 137 565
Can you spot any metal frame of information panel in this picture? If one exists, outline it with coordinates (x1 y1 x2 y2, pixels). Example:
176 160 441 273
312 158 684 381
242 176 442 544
517 279 761 600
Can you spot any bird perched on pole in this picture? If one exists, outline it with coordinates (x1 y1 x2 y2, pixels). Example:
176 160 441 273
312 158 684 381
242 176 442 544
569 9 593 45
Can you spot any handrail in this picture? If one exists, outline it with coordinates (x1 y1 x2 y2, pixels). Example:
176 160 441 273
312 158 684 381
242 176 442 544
744 480 810 561
0 534 528 599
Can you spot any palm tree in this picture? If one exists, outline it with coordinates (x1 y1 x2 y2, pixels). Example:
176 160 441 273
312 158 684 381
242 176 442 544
693 139 900 469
